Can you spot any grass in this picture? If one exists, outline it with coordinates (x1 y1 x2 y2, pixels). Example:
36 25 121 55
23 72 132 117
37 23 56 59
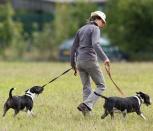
0 62 153 131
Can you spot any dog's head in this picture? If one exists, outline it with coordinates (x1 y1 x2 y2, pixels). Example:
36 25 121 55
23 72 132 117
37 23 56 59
25 86 44 95
136 92 151 106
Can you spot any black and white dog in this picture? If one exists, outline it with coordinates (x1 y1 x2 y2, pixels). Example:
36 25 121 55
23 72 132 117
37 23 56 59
100 92 151 120
3 86 44 117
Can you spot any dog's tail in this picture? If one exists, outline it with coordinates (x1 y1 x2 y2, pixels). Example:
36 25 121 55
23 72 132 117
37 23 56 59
100 95 108 100
9 88 14 98
94 92 108 100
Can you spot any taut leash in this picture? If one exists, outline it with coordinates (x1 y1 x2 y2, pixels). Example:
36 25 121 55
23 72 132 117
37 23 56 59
42 68 72 88
105 65 125 96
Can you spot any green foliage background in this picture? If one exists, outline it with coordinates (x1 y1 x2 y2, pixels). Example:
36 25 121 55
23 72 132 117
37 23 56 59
0 2 98 61
105 0 153 60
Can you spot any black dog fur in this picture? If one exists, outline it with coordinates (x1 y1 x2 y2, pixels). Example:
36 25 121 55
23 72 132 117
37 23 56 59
3 86 44 117
100 92 151 120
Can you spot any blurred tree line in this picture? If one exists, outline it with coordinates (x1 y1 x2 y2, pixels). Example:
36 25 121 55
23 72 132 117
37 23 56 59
0 0 153 61
0 3 25 60
0 2 98 61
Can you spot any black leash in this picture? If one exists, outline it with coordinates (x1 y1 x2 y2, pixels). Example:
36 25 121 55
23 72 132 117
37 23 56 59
41 68 72 88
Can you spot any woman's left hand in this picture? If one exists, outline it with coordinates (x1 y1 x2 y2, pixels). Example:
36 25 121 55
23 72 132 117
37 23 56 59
72 66 77 76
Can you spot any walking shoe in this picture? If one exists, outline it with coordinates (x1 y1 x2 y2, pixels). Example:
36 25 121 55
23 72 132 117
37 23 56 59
77 103 91 116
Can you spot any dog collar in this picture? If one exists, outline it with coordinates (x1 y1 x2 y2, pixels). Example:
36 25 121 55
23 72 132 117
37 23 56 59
25 90 36 100
134 95 143 106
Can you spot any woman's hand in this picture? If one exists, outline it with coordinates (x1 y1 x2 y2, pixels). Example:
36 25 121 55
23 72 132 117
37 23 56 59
104 59 110 73
72 66 77 76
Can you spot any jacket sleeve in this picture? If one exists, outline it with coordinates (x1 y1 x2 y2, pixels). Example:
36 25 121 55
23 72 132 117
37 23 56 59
70 32 79 68
92 27 109 62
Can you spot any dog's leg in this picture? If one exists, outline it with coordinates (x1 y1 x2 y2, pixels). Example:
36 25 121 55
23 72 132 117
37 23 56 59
27 110 35 117
3 104 9 117
122 109 127 118
101 109 109 119
110 111 114 119
139 113 146 120
27 110 32 116
23 108 28 112
26 104 35 117
31 111 36 117
14 109 20 117
136 108 146 120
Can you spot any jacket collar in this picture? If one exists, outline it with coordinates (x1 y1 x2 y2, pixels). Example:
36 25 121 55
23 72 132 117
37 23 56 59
88 21 98 26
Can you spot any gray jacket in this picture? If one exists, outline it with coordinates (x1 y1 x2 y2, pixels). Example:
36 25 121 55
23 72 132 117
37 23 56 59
71 21 109 68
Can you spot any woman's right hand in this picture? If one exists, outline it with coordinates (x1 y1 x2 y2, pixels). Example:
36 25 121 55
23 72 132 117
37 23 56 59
104 59 110 74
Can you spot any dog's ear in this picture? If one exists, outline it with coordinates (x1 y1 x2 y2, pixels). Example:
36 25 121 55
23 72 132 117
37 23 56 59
136 92 145 96
138 92 144 95
25 89 29 93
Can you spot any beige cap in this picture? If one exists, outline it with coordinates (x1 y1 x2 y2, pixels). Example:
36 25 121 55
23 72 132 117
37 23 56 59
91 11 106 23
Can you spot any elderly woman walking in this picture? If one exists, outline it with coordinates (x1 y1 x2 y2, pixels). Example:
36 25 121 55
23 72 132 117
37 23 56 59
71 11 110 116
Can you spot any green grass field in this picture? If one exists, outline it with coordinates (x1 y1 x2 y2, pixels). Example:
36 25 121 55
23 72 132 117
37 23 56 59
0 62 153 131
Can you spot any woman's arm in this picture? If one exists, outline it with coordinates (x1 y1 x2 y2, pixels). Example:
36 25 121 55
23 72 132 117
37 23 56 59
70 32 79 70
92 27 109 62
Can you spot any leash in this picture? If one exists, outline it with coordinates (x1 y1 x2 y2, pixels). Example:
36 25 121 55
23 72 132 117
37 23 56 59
41 68 72 88
105 65 125 96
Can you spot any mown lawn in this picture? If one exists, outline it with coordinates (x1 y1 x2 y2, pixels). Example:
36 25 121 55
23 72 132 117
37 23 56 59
0 62 153 131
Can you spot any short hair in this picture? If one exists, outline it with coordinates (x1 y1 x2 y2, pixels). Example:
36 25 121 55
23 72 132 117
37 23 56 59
89 15 102 21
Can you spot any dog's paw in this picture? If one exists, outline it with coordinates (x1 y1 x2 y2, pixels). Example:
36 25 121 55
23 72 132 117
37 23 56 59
32 113 37 118
101 115 105 119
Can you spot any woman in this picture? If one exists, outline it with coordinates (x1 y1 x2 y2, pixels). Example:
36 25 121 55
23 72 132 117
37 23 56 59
70 11 110 116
